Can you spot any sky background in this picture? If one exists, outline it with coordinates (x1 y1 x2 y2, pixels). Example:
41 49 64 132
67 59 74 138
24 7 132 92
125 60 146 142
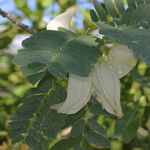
0 0 102 55
0 0 104 28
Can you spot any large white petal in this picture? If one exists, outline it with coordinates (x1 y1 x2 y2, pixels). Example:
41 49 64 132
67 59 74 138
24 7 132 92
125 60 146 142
92 62 123 117
46 8 76 31
108 44 137 78
56 73 92 114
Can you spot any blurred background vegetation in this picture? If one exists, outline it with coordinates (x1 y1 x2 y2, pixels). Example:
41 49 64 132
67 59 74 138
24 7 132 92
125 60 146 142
0 0 150 150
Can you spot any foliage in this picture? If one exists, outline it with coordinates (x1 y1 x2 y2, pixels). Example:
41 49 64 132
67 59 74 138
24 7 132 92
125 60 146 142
0 0 150 150
13 30 100 81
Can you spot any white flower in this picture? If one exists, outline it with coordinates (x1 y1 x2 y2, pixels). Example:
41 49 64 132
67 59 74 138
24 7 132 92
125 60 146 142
57 74 92 114
53 44 136 117
92 62 123 117
108 44 137 78
47 10 137 117
47 7 76 31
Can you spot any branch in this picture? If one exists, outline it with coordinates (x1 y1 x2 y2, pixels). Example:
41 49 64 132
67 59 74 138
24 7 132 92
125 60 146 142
0 8 35 34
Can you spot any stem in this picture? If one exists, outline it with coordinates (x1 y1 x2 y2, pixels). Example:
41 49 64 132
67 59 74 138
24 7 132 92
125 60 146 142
0 8 35 34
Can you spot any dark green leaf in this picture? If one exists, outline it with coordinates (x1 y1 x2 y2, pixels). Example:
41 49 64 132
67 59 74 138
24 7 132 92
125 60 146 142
84 130 111 148
89 102 110 116
114 0 125 15
9 80 67 150
122 4 150 28
87 119 106 136
70 119 85 138
90 9 98 22
98 22 150 67
104 0 117 17
26 71 46 85
0 36 12 49
94 1 150 28
51 137 81 150
13 30 100 85
20 63 46 76
94 0 106 21
127 0 148 7
127 0 137 8
65 109 86 126
115 100 145 141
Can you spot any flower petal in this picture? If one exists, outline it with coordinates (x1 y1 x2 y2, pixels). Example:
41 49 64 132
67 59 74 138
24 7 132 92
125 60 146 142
108 44 137 78
56 73 92 114
92 62 123 117
46 8 76 31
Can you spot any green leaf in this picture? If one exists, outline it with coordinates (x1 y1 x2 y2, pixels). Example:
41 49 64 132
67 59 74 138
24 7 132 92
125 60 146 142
93 0 124 22
9 78 67 150
89 101 110 116
51 137 81 150
26 71 46 85
13 30 74 73
55 36 100 76
104 0 118 17
27 74 53 95
121 4 150 28
93 0 107 21
127 0 137 8
14 0 26 8
20 63 46 77
0 36 12 49
70 119 85 138
94 1 150 27
114 0 125 15
90 9 98 22
22 63 47 85
115 100 146 141
98 22 150 67
84 130 111 148
87 119 106 136
65 109 86 126
14 30 100 84
40 0 52 8
127 0 149 8
95 3 150 67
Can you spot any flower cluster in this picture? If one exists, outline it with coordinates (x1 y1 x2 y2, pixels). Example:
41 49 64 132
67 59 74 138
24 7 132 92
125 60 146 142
47 9 137 117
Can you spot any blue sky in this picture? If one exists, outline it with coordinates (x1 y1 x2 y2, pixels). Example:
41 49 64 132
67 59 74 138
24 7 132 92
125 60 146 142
0 0 102 28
